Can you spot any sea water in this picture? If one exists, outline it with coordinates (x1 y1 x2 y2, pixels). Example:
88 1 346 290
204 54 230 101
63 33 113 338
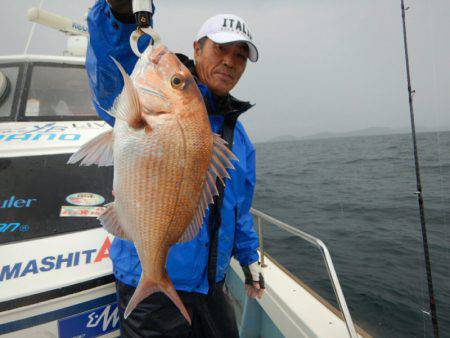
253 131 450 337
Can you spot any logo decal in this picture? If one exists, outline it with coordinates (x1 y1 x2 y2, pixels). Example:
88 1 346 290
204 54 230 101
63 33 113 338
58 303 119 338
86 304 120 330
0 237 111 282
60 206 106 218
0 222 29 233
0 123 80 142
66 193 105 206
0 196 36 209
221 18 253 40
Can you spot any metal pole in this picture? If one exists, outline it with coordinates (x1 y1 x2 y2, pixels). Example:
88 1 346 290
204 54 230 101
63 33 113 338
24 0 45 54
251 208 358 338
400 1 439 337
257 216 267 267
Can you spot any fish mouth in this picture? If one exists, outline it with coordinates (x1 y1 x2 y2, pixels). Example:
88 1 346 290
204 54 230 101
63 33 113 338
149 45 169 65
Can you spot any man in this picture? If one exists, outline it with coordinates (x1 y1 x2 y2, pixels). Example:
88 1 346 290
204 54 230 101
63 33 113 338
86 1 264 336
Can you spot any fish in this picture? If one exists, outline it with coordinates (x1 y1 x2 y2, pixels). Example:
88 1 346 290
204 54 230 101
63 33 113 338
68 44 238 324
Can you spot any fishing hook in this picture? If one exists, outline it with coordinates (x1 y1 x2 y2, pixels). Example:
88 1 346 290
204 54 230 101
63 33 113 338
129 0 161 57
130 26 161 57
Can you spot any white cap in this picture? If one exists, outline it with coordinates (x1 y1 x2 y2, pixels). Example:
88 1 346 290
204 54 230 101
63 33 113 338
196 14 259 62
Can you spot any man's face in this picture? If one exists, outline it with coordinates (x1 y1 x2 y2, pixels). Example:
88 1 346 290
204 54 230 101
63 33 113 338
193 38 249 96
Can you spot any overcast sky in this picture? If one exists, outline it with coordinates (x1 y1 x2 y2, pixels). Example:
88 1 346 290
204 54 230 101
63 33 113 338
1 0 448 142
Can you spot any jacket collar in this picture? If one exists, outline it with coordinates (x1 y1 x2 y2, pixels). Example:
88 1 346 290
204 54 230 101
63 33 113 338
175 53 254 117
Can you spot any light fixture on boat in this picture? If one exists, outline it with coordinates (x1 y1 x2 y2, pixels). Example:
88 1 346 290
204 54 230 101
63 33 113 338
0 71 10 106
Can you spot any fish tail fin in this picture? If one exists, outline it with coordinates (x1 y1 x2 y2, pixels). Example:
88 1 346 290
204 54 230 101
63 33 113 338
124 277 158 320
159 273 192 326
124 274 191 325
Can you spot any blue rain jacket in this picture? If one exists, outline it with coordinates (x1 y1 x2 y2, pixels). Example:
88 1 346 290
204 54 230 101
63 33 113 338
86 0 259 294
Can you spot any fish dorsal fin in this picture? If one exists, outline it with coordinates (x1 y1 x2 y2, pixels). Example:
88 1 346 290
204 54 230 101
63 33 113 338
98 202 131 240
178 134 238 243
67 130 114 166
110 57 144 129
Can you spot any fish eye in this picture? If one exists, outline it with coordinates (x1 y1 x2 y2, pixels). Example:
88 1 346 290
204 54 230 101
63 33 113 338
170 75 184 89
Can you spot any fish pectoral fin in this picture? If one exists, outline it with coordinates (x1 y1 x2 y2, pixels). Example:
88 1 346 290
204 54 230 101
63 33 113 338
178 133 238 243
98 202 130 240
110 56 144 129
67 130 114 166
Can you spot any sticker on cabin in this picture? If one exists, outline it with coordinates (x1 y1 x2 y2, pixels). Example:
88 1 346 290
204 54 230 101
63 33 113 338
0 196 37 209
57 302 120 338
0 222 29 233
66 193 105 206
0 122 66 135
0 123 81 142
0 237 112 282
71 122 109 129
60 205 106 217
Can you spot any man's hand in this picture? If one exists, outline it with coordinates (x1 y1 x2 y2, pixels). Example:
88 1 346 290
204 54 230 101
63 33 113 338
107 0 132 15
245 281 264 299
242 262 265 300
107 0 134 24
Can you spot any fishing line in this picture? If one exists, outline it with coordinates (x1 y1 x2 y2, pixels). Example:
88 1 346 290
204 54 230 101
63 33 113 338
425 0 450 272
23 0 45 54
400 1 440 337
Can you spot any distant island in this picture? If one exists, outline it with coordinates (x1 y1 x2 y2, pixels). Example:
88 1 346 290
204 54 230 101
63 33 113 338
265 135 300 143
303 127 407 140
263 127 450 143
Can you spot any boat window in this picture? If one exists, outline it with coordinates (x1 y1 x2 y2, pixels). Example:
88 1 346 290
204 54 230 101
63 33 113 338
0 67 19 118
25 65 96 117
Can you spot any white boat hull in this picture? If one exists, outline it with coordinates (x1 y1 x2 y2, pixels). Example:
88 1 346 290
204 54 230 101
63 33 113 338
1 282 118 337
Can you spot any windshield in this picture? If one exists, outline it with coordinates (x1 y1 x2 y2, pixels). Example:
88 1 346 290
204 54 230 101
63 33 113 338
0 66 19 118
25 65 96 118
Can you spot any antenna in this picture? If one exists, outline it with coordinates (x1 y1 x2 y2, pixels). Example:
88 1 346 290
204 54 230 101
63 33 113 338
26 6 89 56
400 1 440 337
27 7 88 36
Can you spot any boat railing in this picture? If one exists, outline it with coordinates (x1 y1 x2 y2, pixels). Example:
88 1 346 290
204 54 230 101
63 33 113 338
251 208 358 338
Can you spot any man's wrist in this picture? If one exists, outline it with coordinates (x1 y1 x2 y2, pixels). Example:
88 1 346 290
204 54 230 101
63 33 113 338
242 262 265 289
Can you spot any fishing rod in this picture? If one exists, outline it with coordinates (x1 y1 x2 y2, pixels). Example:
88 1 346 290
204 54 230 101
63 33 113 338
399 1 439 337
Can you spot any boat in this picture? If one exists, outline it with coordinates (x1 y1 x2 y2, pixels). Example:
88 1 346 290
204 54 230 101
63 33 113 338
0 7 370 338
